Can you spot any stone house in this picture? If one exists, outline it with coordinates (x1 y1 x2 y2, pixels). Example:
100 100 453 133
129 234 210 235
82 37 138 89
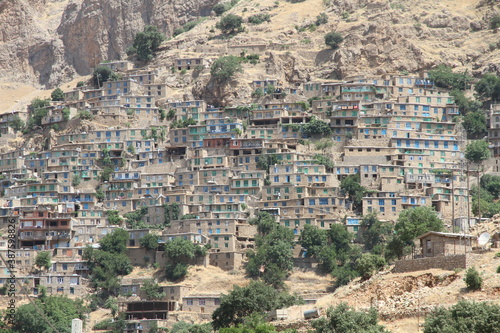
417 231 477 258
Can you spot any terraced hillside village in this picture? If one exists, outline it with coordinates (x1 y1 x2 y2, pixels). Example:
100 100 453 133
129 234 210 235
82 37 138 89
1 0 500 332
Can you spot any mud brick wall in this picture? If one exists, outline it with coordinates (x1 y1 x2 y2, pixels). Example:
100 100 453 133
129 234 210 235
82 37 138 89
393 254 468 273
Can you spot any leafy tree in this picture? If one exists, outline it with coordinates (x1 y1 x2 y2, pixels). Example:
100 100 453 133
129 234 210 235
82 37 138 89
35 251 51 271
141 279 166 300
91 66 118 87
395 206 444 245
99 228 128 254
105 297 119 318
302 117 332 137
164 238 206 280
77 110 94 120
219 315 278 333
124 206 148 228
299 225 328 258
172 321 212 333
424 300 500 333
127 25 165 61
480 174 500 198
312 303 388 333
313 154 334 171
9 116 25 132
246 215 295 288
216 14 243 34
360 213 393 254
76 81 85 87
25 97 50 131
465 140 491 163
211 56 243 82
71 174 82 187
213 3 227 16
212 281 302 330
462 111 488 139
249 211 277 236
140 233 160 251
51 88 64 101
355 253 385 280
428 65 472 90
324 32 343 50
475 73 500 101
340 174 366 212
165 262 189 281
62 107 70 121
465 267 483 290
13 296 86 333
256 154 279 172
450 89 482 115
106 210 123 225
163 203 181 226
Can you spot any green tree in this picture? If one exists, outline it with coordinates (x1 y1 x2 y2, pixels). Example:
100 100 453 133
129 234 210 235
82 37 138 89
256 154 279 172
324 32 343 50
340 174 366 212
212 281 301 330
465 140 491 163
302 117 332 137
72 174 82 187
475 73 500 101
312 303 388 333
211 56 243 82
246 216 295 288
360 213 393 254
141 279 166 300
313 154 334 172
424 300 500 333
13 296 86 333
9 116 25 132
99 228 129 254
491 15 500 29
106 210 123 225
35 251 51 271
465 267 483 290
51 87 64 101
164 238 206 280
91 66 117 87
450 89 482 115
428 65 472 90
462 111 488 139
395 206 444 245
127 25 165 61
216 14 243 34
299 224 328 258
140 233 160 251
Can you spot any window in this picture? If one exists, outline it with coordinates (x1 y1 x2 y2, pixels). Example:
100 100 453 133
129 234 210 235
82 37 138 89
187 299 193 305
199 299 206 305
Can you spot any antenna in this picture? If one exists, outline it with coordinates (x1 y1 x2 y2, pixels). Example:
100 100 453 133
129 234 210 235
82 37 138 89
478 232 490 246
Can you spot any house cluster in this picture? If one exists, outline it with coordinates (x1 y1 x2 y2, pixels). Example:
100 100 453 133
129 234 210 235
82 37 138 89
0 58 476 328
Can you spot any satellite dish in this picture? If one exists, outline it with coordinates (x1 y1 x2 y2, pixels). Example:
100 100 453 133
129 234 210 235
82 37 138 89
478 232 490 246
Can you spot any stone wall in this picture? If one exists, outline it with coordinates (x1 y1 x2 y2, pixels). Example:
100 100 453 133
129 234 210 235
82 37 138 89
393 254 468 273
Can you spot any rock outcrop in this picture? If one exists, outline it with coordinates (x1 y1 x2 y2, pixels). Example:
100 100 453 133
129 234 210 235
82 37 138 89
0 0 218 88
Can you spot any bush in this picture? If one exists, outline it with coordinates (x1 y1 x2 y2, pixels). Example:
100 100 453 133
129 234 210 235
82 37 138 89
465 267 483 290
252 87 264 98
324 32 343 49
316 13 328 25
213 3 227 16
497 266 500 274
91 66 118 87
312 303 387 333
216 14 243 34
491 15 500 30
248 13 271 24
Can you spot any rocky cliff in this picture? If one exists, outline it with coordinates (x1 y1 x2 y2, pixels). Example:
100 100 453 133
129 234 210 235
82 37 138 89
0 0 217 88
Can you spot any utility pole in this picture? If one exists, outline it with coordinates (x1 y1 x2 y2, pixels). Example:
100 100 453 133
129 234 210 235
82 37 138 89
451 168 455 225
467 162 470 231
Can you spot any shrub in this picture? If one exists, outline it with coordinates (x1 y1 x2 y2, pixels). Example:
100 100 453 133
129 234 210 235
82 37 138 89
497 266 500 274
491 15 500 30
316 13 328 25
252 87 264 97
465 267 483 290
248 13 271 25
213 3 227 16
324 31 343 49
72 174 82 187
76 81 85 87
91 66 118 87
